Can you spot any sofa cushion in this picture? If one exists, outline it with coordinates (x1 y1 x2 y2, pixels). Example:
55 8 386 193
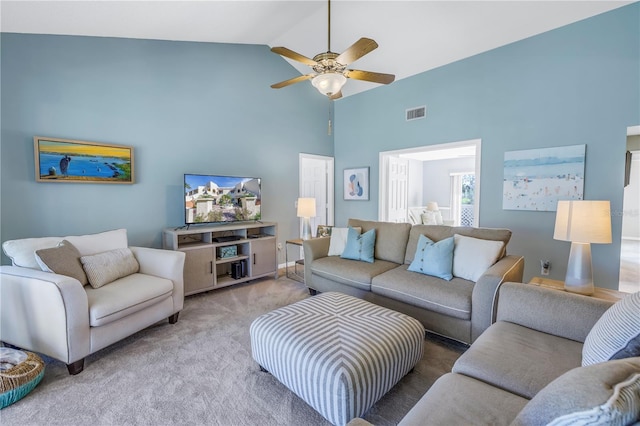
35 240 88 285
348 219 411 264
512 357 640 426
328 227 361 256
85 273 174 327
311 256 399 291
452 321 583 398
399 373 528 426
81 248 140 289
582 291 640 366
371 265 473 320
408 235 454 280
65 228 128 257
1 229 128 270
452 234 504 282
3 237 62 269
420 210 443 225
404 225 511 264
341 228 376 263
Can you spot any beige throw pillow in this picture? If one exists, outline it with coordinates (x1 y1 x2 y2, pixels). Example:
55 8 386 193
452 234 504 282
35 240 88 285
81 248 140 289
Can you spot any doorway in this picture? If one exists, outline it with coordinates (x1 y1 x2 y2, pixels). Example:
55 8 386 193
299 153 334 237
379 139 481 226
620 126 640 293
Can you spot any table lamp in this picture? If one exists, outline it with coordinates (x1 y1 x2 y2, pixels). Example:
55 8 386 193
553 200 612 295
425 201 443 225
297 197 316 240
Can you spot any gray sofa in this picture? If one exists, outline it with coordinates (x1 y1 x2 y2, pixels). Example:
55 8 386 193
303 219 525 344
398 282 640 425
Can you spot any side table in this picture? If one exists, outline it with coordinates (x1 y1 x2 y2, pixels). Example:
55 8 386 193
528 277 627 302
285 239 305 283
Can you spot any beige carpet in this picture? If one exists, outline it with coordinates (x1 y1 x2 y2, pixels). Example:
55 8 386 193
0 275 466 425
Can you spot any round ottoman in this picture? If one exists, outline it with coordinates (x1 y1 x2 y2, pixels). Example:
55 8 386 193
0 347 45 409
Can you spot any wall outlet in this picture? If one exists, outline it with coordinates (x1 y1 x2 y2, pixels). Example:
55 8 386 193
540 260 550 276
277 242 282 250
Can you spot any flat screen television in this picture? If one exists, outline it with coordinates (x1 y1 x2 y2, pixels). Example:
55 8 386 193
184 174 261 225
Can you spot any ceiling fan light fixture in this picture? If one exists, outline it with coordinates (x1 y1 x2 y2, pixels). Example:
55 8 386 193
311 72 346 97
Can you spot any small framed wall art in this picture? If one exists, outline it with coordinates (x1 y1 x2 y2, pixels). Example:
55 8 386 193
34 136 134 184
316 225 333 238
344 167 369 201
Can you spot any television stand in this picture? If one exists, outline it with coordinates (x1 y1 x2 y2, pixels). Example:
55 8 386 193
163 222 277 296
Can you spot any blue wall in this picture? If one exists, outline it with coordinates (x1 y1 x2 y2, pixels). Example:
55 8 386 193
2 5 639 289
0 34 332 263
334 4 640 288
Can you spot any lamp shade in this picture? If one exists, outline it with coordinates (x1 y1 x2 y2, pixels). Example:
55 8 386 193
553 200 612 244
426 202 439 211
311 73 346 97
297 198 316 218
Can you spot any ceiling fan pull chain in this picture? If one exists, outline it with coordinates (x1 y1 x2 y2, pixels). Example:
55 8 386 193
328 99 333 136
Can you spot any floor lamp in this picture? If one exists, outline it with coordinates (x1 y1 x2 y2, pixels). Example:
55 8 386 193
297 198 316 240
553 200 612 295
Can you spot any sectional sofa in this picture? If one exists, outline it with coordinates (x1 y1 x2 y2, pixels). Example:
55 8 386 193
303 218 525 344
398 282 640 425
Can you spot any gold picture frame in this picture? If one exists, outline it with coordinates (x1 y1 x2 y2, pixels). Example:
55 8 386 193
34 136 134 184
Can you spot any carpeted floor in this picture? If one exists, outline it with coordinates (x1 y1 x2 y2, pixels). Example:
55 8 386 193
0 275 466 426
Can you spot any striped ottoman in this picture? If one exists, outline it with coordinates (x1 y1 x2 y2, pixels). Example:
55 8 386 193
250 292 424 426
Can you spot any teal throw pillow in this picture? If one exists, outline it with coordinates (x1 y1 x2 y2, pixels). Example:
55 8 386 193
408 235 454 281
340 228 376 263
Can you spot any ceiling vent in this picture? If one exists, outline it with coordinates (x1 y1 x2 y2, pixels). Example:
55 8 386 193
406 106 426 121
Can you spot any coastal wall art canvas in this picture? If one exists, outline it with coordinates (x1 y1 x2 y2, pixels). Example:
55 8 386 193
344 167 369 200
503 144 585 211
34 136 134 184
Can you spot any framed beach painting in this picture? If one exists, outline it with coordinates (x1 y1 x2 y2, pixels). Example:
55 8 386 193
344 167 369 200
503 144 585 211
34 136 134 184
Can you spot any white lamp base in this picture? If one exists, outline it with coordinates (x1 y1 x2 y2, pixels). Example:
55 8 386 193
301 217 312 240
564 242 595 295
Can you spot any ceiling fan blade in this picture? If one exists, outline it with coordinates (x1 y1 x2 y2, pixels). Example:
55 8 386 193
271 74 315 89
335 38 378 65
329 91 343 100
271 47 317 66
345 69 395 85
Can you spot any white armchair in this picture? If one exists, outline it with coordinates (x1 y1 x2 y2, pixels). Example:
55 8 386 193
0 229 185 375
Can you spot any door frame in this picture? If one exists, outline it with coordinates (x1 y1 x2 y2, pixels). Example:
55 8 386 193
379 139 481 224
299 153 335 229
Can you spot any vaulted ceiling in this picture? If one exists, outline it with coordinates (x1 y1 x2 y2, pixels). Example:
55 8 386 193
1 1 632 97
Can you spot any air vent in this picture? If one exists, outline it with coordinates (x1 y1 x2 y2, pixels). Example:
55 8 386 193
406 106 426 121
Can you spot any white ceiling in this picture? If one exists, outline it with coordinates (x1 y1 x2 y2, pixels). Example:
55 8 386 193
0 1 632 98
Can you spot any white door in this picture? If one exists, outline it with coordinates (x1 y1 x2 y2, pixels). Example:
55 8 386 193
299 154 334 237
388 156 409 223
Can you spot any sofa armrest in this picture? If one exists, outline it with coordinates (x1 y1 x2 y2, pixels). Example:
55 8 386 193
496 282 613 343
0 265 90 364
470 255 524 342
130 246 185 313
302 238 331 288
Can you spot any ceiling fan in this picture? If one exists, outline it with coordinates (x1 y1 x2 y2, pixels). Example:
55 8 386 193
270 0 395 100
